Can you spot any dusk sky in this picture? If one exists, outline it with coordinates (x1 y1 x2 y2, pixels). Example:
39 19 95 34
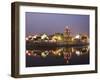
26 12 89 36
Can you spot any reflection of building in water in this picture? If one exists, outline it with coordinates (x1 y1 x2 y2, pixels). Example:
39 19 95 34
74 46 89 56
26 46 89 64
51 48 63 56
63 48 72 63
26 46 89 57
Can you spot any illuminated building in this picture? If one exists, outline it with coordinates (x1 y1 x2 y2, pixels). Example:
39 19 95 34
74 34 89 43
41 34 49 40
51 33 64 42
64 26 70 36
63 26 72 42
75 34 81 39
28 35 32 40
26 26 89 44
81 34 89 43
32 34 41 41
41 51 49 58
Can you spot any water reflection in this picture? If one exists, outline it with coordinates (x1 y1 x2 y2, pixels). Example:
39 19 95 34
26 46 89 67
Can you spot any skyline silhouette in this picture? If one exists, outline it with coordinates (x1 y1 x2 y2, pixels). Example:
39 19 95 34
26 12 89 36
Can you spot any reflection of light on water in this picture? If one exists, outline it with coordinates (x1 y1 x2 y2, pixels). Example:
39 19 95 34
58 53 61 56
33 53 37 56
41 52 47 58
74 46 89 56
41 51 49 58
72 48 75 53
26 52 31 56
26 50 28 54
75 51 81 56
63 52 71 64
87 46 89 51
26 46 89 64
52 50 56 55
51 48 63 56
26 50 31 56
26 47 89 56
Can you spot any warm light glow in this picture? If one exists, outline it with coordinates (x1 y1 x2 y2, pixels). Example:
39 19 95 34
41 34 48 40
27 53 31 56
28 35 32 38
72 48 75 52
33 35 38 39
71 38 74 41
26 50 29 54
25 37 29 41
41 52 47 58
52 36 62 41
57 36 62 40
75 34 80 39
75 51 81 56
52 50 56 55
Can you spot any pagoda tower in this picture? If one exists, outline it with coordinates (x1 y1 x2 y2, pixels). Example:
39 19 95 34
63 26 71 38
63 26 71 42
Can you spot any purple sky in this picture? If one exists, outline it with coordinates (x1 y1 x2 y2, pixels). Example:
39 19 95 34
26 12 89 36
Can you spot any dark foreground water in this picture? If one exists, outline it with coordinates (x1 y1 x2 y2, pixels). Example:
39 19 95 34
26 46 89 67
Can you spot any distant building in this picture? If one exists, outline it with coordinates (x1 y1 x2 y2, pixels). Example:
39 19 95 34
41 34 49 40
32 34 41 41
74 34 89 43
74 34 81 43
63 26 72 42
25 26 89 43
81 34 89 43
51 33 64 42
63 26 71 37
